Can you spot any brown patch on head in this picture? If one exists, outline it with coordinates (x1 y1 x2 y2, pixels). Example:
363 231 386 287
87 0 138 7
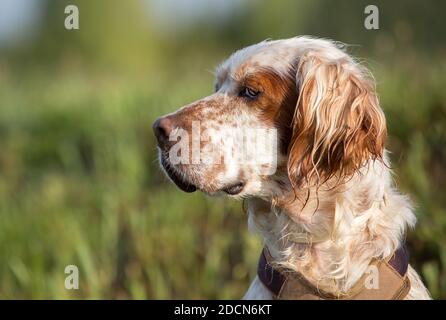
238 68 298 154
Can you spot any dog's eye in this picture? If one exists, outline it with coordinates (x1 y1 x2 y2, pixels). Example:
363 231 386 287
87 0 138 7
240 86 260 99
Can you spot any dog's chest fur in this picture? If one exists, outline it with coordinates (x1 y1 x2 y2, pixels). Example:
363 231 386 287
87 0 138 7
244 157 430 299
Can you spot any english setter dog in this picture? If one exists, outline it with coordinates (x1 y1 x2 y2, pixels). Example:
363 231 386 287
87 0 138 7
153 37 431 300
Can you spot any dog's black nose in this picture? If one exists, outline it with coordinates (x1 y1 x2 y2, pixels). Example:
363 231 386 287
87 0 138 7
153 116 174 148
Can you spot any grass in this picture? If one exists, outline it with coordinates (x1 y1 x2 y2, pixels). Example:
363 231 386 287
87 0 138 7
0 58 445 299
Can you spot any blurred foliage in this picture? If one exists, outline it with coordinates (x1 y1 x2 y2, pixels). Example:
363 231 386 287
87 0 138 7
0 0 445 299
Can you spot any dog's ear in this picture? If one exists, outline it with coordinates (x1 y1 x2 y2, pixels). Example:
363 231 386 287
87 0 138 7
287 51 386 188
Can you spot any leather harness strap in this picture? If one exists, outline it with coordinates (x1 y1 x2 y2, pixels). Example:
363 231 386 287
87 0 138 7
258 245 411 300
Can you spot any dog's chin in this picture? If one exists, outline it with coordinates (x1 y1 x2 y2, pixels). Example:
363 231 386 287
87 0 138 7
160 155 197 193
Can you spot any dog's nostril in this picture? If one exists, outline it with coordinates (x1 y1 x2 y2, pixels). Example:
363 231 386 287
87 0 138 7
153 117 173 146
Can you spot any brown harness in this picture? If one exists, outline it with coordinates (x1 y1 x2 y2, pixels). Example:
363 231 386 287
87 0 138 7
257 245 411 300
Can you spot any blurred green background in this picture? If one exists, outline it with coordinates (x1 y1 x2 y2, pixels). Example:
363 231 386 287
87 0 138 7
0 0 445 299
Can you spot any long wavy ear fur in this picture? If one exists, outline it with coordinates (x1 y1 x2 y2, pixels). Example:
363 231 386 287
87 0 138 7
287 49 387 188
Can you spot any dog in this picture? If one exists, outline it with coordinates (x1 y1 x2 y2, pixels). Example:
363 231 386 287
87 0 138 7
152 36 431 300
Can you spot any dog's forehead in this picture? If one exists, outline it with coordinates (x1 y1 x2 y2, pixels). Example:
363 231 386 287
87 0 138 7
216 37 346 82
217 40 298 80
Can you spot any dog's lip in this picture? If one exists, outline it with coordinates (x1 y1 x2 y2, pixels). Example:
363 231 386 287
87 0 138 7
160 155 197 193
222 182 245 195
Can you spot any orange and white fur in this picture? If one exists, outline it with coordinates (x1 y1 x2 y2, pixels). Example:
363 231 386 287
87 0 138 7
153 36 431 299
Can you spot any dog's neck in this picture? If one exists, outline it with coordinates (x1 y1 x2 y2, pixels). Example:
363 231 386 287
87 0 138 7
247 156 416 293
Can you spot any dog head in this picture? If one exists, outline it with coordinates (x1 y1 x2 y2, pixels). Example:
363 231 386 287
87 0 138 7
153 37 386 199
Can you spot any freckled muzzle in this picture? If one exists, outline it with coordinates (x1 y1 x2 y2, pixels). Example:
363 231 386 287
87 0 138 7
153 93 279 197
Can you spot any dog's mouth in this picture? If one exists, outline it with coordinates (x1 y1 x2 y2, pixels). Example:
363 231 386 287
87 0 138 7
160 154 197 193
221 182 245 195
160 153 245 196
